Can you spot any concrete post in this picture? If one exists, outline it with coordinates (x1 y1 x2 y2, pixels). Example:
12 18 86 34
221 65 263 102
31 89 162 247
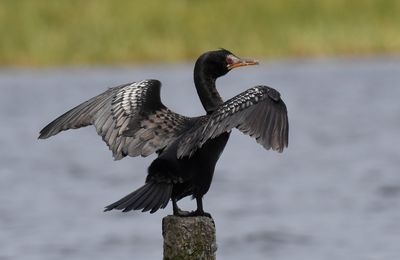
162 215 217 260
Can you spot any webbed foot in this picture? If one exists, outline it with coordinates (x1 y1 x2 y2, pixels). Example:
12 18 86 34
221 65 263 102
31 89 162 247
172 197 212 218
175 209 212 218
173 208 191 216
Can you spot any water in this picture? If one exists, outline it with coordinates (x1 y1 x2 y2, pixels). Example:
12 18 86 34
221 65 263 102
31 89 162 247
1 58 400 260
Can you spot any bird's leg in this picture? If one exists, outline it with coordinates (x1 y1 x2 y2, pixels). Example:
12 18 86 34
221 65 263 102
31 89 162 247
193 196 212 218
172 198 190 216
172 197 212 218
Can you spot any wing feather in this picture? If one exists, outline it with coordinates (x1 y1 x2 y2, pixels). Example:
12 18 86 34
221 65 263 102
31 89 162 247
39 80 192 160
178 86 288 158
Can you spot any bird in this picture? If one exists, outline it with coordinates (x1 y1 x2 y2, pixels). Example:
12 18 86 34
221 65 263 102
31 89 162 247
38 49 288 217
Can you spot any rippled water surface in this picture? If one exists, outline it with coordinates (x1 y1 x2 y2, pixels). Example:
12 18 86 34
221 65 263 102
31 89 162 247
1 58 400 260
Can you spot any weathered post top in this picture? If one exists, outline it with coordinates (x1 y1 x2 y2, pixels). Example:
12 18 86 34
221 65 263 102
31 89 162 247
162 215 217 260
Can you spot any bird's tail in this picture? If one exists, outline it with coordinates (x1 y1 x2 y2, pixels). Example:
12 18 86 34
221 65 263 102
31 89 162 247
104 182 172 214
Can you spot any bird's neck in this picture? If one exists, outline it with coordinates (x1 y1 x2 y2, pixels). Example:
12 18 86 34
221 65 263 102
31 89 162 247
194 71 223 114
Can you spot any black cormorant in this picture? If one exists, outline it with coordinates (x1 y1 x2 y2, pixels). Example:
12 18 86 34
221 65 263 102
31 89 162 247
39 49 288 217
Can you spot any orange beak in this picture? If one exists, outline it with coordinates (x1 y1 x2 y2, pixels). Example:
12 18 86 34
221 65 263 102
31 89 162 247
227 54 259 70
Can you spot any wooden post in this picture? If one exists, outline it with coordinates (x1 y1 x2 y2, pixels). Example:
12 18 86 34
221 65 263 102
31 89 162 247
162 215 217 260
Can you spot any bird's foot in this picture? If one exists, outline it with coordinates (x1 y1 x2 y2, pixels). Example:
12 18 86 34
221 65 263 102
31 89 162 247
174 209 212 218
192 210 212 218
173 208 191 217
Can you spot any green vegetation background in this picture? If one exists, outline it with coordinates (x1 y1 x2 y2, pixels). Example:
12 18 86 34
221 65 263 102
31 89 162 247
1 0 399 66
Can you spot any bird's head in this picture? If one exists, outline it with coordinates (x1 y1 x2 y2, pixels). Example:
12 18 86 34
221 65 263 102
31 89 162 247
195 49 259 79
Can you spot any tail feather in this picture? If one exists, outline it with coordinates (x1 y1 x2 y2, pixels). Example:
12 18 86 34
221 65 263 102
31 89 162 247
145 191 162 213
146 185 167 213
144 184 170 212
121 184 154 212
140 185 162 211
106 184 151 211
124 183 156 212
104 182 172 214
160 188 171 209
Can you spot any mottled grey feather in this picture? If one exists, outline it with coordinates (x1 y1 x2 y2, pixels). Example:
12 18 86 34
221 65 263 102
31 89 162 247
177 86 288 158
39 80 193 160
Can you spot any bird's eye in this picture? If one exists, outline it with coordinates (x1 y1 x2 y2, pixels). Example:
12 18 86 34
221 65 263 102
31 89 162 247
226 57 233 64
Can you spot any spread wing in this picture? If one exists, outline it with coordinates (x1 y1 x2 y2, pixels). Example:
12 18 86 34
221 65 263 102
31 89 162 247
178 86 288 158
39 80 193 160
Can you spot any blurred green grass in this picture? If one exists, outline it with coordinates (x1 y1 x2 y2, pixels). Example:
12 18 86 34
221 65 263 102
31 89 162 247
0 0 399 66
